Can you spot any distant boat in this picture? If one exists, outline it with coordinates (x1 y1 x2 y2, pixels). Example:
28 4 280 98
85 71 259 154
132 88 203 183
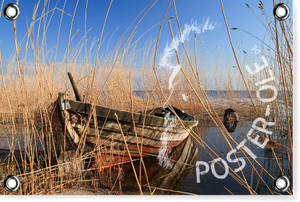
56 93 198 157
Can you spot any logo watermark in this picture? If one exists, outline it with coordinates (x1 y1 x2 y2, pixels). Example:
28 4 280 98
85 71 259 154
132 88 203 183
195 45 278 183
157 17 219 168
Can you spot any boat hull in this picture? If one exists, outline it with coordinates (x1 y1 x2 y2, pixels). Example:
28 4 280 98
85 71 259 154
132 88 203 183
56 94 198 156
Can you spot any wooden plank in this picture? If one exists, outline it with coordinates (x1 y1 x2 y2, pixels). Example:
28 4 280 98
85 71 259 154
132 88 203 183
67 72 83 102
64 111 80 144
84 125 189 144
67 100 198 128
57 94 79 150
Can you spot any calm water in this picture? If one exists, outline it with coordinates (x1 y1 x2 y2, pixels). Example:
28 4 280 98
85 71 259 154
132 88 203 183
90 119 292 195
0 120 292 195
134 90 290 100
134 90 256 102
181 120 292 195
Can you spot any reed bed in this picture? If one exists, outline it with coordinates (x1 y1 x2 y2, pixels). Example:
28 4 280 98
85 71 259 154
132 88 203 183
0 0 292 195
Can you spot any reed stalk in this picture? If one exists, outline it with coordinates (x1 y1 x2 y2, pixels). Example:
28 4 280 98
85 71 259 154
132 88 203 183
114 113 143 195
0 0 292 195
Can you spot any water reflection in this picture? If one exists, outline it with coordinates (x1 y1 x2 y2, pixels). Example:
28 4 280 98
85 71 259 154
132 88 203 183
0 120 292 195
182 121 292 195
223 120 239 133
97 136 198 195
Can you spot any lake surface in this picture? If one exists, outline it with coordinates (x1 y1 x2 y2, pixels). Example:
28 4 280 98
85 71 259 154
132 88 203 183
181 120 292 195
93 119 292 195
134 90 291 99
0 120 292 195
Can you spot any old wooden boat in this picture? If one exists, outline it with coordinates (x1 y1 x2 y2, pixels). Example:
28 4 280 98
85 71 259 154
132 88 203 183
56 93 198 157
55 72 198 157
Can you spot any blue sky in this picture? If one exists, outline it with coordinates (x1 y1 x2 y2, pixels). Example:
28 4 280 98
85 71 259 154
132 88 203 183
0 0 293 71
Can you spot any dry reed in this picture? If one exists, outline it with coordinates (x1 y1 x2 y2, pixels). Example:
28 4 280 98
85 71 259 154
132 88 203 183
0 0 292 195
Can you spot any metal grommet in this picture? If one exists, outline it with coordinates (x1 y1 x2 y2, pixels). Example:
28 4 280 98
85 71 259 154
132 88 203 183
273 175 290 193
3 175 20 192
273 3 290 21
3 3 20 21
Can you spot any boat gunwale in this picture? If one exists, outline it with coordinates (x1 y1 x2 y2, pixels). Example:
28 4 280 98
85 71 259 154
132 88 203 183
61 98 198 129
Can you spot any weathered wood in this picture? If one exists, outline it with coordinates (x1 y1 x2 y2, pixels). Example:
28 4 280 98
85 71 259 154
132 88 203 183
57 150 84 175
96 136 198 192
67 100 198 128
56 94 199 156
57 93 79 150
64 111 80 144
67 72 83 102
